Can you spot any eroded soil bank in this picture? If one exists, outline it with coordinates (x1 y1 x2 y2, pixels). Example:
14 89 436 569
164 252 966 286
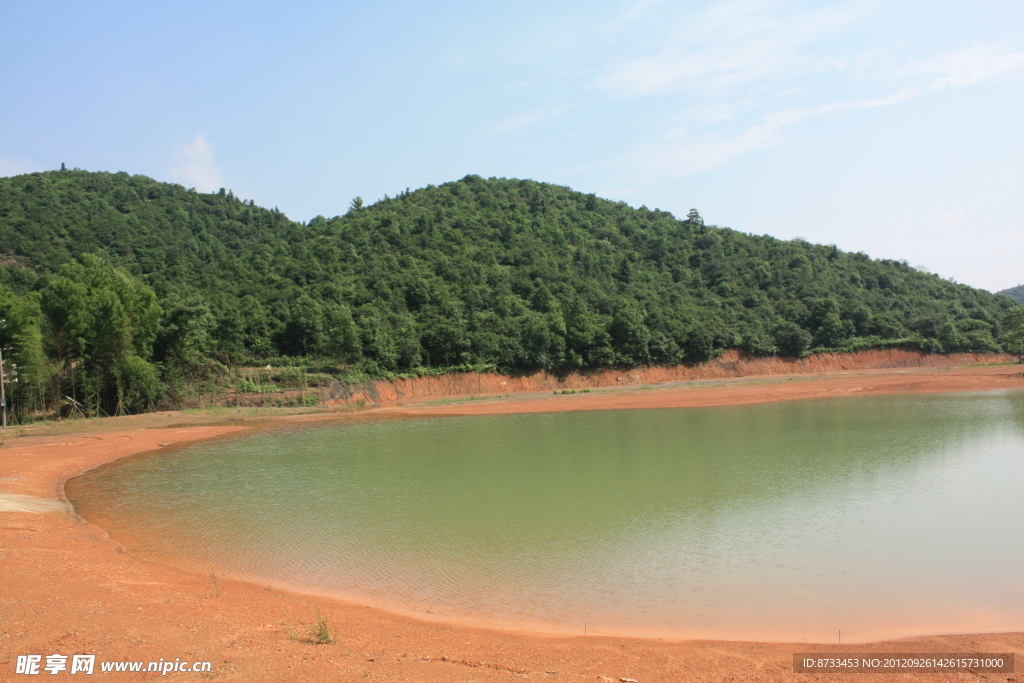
2 355 1023 682
329 348 1017 405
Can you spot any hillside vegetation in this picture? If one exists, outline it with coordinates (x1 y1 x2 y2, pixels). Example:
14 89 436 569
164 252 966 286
0 169 1020 419
999 284 1024 304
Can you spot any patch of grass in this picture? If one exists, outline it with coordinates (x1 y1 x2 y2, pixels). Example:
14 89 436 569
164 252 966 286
309 609 334 644
181 405 233 415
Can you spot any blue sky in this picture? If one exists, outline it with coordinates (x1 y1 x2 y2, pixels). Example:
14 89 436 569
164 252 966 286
2 1 1022 291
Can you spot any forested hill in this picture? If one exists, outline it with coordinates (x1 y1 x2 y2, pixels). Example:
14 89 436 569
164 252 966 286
999 284 1024 304
0 169 1020 415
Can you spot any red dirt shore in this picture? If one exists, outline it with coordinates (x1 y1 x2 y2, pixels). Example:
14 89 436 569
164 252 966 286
327 348 1018 405
2 352 1023 682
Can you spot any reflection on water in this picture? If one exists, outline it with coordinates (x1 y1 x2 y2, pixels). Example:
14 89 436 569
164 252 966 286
67 390 1024 641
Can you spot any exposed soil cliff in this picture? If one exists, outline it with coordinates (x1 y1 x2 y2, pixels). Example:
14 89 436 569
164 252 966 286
326 348 1015 405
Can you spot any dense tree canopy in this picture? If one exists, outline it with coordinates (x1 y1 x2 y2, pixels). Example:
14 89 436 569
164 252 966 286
0 169 1019 418
999 284 1024 304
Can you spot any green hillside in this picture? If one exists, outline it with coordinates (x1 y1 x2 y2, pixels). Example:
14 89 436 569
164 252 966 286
999 284 1024 304
0 169 1020 418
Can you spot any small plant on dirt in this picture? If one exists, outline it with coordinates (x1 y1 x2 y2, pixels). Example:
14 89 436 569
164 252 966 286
209 570 220 598
309 609 334 644
280 613 300 642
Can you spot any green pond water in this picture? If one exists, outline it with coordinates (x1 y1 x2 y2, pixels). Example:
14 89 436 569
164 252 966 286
67 390 1024 642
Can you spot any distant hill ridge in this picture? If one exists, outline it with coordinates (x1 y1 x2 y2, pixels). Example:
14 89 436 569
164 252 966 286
999 284 1024 303
0 170 1018 393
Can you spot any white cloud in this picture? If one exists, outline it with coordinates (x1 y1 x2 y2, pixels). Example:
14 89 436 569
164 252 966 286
642 118 783 176
589 3 1024 179
693 103 735 123
639 88 916 176
665 125 689 140
169 134 224 192
596 0 875 96
891 41 1024 89
600 0 667 37
637 39 1024 178
491 104 574 133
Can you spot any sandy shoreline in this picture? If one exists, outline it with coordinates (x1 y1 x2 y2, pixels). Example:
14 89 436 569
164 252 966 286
2 360 1023 681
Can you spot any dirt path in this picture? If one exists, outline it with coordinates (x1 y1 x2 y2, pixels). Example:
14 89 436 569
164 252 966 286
1 360 1022 682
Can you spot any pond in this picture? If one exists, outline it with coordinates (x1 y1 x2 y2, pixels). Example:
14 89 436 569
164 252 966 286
66 390 1024 642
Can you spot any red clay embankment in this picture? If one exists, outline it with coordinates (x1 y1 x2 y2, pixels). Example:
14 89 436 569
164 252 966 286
330 347 1017 405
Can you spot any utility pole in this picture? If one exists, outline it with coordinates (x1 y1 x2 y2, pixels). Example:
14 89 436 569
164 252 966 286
0 347 6 429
